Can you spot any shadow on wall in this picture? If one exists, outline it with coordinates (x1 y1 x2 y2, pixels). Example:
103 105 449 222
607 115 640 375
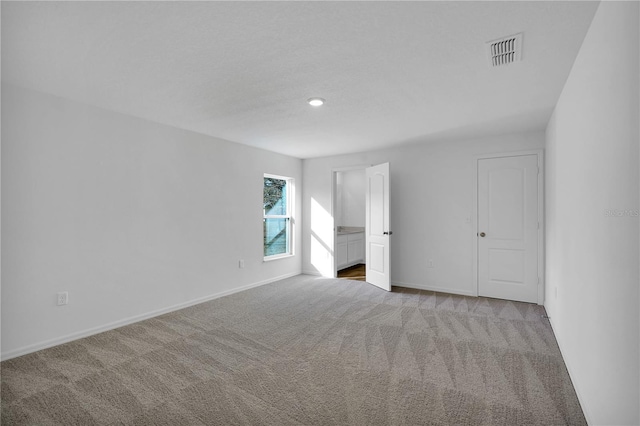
310 198 333 276
398 107 550 148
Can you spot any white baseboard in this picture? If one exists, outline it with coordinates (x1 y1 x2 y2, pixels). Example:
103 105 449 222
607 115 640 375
1 272 300 361
301 269 323 277
392 281 476 297
546 316 593 426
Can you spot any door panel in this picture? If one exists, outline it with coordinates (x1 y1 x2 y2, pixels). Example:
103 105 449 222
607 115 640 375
488 168 525 240
369 174 385 235
366 163 391 291
489 249 524 283
478 155 539 303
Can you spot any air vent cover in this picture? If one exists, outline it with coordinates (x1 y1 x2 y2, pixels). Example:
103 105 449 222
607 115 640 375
486 33 522 67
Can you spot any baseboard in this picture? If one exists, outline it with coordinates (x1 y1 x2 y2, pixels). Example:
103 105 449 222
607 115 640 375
546 316 594 426
301 269 323 277
392 281 476 297
1 272 300 361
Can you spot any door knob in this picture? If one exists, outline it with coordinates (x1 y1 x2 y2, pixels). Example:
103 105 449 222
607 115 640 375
479 232 486 237
383 231 393 235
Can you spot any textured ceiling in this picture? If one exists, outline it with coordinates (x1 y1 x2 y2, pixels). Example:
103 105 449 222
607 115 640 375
1 1 599 159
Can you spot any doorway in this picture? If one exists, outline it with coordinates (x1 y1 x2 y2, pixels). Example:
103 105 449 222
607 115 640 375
332 163 392 292
333 167 367 279
476 151 544 304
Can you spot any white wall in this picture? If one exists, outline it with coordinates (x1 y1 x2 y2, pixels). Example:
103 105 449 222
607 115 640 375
337 169 365 227
335 172 344 226
302 131 544 289
545 2 639 424
1 85 302 359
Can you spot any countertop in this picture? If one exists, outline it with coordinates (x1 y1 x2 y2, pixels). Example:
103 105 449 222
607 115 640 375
337 226 365 235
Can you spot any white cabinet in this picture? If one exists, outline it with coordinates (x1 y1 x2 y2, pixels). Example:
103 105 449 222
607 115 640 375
337 232 365 270
337 235 348 268
347 233 364 264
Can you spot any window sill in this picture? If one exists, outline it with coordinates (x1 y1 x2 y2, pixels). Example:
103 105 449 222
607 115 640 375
263 253 294 262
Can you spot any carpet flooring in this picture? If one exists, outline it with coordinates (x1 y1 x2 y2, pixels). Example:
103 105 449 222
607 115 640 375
1 275 586 425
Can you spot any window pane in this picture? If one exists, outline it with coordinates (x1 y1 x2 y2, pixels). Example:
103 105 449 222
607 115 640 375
264 178 287 216
264 218 289 256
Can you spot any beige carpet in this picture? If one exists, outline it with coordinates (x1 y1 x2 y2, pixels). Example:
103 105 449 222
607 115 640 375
1 275 585 425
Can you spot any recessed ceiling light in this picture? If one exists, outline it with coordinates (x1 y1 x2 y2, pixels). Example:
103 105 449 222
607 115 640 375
307 97 325 107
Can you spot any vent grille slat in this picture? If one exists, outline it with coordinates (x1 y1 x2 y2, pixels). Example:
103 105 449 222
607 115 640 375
486 33 522 67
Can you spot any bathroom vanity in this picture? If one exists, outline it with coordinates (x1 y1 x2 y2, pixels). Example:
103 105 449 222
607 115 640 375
336 227 365 270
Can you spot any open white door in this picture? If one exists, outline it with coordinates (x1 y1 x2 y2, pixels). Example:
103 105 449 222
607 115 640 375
365 162 391 291
478 154 540 303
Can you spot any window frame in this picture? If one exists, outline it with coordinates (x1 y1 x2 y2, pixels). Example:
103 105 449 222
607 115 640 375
263 173 294 261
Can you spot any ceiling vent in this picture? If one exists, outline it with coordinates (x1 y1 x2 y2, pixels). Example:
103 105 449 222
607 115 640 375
486 33 522 67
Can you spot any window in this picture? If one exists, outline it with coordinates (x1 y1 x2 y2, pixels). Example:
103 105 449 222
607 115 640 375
263 174 293 259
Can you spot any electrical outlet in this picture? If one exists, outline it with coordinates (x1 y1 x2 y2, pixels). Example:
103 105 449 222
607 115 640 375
239 259 245 269
57 292 68 306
